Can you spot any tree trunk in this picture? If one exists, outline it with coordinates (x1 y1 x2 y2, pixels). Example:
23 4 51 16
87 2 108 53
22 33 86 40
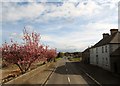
15 63 24 74
25 63 31 71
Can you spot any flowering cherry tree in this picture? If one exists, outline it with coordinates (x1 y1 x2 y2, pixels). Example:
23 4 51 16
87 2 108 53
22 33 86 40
45 47 57 62
2 28 57 73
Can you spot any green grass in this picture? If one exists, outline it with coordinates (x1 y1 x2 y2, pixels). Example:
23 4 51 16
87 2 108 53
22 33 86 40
55 57 62 61
68 57 81 62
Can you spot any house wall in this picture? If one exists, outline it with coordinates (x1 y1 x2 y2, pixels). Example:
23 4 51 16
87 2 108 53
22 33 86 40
90 45 111 70
82 50 90 64
98 45 110 70
90 48 96 65
110 56 120 74
90 31 120 71
109 44 120 54
90 44 120 71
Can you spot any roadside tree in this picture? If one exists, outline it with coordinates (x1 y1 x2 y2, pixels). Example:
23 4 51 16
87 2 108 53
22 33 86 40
2 28 57 73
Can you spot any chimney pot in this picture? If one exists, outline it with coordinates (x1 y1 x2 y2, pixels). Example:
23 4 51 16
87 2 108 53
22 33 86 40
103 33 109 38
110 29 118 35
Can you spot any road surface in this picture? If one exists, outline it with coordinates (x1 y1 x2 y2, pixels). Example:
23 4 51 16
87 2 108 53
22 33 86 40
45 58 97 86
4 57 99 86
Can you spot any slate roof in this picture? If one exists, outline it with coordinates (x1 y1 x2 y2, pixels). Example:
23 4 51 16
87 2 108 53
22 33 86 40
110 47 120 56
92 32 119 48
83 47 90 53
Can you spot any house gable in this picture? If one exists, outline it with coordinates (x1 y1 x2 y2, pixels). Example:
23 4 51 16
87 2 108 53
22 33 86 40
93 32 119 48
110 32 120 44
110 47 120 56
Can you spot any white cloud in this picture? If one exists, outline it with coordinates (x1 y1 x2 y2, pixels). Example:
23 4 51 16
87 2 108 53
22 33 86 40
40 21 117 51
39 1 102 21
10 32 17 36
41 35 53 42
2 2 44 22
9 32 24 40
2 0 119 23
1 0 35 2
2 0 119 52
24 25 35 32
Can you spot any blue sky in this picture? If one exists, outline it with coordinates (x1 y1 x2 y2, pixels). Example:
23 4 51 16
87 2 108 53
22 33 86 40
1 0 119 52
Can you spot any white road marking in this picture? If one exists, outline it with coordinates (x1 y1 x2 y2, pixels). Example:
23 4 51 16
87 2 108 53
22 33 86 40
67 77 71 82
43 64 58 86
85 73 102 86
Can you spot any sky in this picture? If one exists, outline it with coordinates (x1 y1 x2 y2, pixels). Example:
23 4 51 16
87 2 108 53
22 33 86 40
1 0 120 52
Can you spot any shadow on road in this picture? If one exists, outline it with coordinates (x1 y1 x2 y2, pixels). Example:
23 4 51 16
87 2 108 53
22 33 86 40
54 61 120 85
54 62 97 85
54 62 85 75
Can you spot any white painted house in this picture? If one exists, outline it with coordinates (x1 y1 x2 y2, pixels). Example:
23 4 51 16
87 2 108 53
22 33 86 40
90 29 120 71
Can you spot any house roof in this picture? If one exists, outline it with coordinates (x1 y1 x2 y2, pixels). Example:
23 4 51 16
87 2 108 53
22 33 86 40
83 47 90 53
111 47 120 56
92 32 119 48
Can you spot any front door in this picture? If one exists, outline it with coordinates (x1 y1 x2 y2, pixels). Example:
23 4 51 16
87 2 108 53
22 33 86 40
114 62 118 73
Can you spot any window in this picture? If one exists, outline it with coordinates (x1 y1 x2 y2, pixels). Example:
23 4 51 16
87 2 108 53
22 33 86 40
91 49 93 54
102 46 104 53
110 45 113 52
106 58 108 66
96 48 98 54
105 46 107 53
102 58 104 66
96 55 98 57
96 57 98 64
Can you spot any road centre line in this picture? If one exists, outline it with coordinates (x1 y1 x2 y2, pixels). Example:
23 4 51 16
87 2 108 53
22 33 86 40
67 77 71 82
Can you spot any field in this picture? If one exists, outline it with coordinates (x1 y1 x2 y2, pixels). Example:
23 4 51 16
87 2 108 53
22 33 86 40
68 57 81 62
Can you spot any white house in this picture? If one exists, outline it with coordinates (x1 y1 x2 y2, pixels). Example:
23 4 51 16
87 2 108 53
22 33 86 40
90 29 120 71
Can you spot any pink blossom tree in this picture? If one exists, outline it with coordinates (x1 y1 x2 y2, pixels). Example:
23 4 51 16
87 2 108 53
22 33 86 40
2 28 57 73
45 47 57 62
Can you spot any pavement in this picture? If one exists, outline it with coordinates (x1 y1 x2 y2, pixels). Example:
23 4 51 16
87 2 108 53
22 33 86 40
73 62 120 85
3 62 56 85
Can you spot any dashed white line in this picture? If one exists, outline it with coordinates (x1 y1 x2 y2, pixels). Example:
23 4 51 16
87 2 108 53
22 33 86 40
67 77 71 82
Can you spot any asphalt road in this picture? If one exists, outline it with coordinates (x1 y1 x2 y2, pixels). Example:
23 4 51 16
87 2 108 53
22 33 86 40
3 57 119 86
45 58 97 86
4 57 99 86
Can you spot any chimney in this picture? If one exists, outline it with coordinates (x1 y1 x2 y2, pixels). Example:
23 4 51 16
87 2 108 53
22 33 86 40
103 33 109 38
110 29 118 35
